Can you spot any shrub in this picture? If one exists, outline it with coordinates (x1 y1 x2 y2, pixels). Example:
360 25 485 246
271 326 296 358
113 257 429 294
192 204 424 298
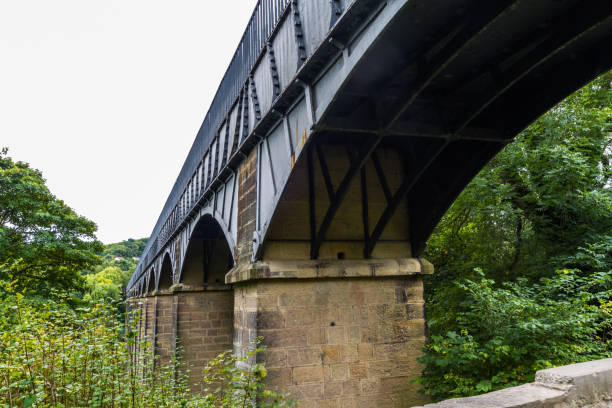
417 269 612 401
198 344 293 408
0 291 293 407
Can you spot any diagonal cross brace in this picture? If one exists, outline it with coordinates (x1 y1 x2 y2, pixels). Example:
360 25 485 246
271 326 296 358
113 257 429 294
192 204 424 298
315 142 335 200
310 134 383 259
363 141 449 258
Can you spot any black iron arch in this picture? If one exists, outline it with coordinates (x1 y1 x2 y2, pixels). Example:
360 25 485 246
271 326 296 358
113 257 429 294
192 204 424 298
180 214 234 286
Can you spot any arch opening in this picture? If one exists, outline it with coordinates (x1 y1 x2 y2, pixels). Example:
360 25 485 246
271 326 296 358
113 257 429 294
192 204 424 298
145 269 155 295
181 215 234 287
158 253 173 291
175 215 234 392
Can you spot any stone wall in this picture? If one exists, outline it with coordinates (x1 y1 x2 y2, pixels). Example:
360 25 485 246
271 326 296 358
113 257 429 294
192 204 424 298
127 297 153 368
415 358 612 408
155 294 176 365
176 290 234 390
236 149 258 264
128 289 233 391
130 258 433 406
125 298 138 364
232 265 431 407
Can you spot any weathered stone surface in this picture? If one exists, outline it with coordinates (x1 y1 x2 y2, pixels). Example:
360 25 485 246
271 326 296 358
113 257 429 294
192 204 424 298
131 290 234 393
414 383 567 408
536 358 612 406
415 358 612 408
153 294 175 365
232 267 430 407
226 258 434 284
236 149 257 264
133 258 434 406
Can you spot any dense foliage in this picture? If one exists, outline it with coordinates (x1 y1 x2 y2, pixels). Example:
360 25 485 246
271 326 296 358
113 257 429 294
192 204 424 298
418 269 612 399
0 150 289 407
0 149 103 295
0 290 293 408
84 238 147 302
0 147 147 301
103 238 147 261
419 72 612 400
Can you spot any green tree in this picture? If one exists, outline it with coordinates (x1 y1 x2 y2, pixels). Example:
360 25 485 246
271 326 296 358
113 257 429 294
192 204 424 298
84 265 131 301
417 269 612 400
0 149 103 294
81 238 148 307
103 237 148 261
425 72 611 286
419 72 612 399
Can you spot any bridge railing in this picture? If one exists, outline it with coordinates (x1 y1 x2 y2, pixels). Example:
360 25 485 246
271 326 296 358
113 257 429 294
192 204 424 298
128 0 292 290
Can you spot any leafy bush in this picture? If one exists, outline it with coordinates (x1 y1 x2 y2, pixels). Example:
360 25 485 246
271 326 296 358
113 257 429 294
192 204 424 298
0 290 293 407
419 72 612 401
417 269 612 400
84 266 131 303
198 345 293 408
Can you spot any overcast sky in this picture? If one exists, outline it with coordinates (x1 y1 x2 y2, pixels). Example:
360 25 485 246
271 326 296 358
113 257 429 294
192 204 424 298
1 0 258 244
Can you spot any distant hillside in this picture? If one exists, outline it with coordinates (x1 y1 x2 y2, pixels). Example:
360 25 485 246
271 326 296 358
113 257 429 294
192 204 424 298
102 238 148 262
83 238 148 276
82 238 149 301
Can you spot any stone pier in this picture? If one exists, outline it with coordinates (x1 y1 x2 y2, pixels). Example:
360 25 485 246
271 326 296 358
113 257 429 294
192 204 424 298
128 286 234 391
228 258 432 407
174 286 234 391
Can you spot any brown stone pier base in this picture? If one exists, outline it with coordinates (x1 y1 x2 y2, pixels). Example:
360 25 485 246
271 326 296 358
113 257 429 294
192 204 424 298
152 293 176 365
227 258 433 408
172 285 234 391
129 286 234 392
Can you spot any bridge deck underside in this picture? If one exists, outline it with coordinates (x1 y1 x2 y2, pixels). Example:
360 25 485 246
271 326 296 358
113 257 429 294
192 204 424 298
315 0 612 254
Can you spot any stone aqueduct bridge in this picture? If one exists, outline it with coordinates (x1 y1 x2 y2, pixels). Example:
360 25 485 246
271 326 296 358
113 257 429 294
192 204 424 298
127 0 612 406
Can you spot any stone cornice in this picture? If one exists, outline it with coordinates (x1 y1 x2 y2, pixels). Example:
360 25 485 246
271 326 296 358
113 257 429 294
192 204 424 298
225 258 434 284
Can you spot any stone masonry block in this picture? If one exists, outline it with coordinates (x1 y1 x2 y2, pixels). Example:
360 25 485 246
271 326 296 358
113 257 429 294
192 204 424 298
284 308 320 327
340 345 358 363
285 384 324 400
287 347 323 366
350 363 368 379
328 364 350 381
321 345 341 364
293 365 324 384
267 367 292 386
256 309 285 329
323 382 343 398
259 349 287 368
258 328 308 348
327 326 347 345
342 379 360 396
307 327 327 345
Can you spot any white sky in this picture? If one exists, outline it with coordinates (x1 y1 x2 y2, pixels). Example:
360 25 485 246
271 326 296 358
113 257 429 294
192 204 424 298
0 0 258 244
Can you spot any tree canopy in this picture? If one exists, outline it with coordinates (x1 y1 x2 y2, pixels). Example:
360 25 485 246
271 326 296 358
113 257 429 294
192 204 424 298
0 149 103 294
84 238 148 302
425 72 611 287
419 72 612 400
